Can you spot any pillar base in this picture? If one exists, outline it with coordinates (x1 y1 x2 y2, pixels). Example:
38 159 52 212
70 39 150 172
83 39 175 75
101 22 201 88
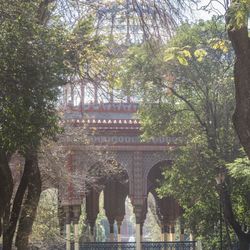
66 223 71 250
170 233 175 242
110 233 115 242
190 233 193 241
118 233 121 242
136 223 141 250
180 233 185 241
74 223 79 250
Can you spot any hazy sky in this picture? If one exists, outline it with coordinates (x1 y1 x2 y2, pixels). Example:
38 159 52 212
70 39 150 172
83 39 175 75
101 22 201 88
191 0 227 21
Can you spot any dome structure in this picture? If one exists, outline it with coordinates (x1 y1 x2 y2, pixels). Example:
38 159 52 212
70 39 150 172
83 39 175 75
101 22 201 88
85 0 184 43
59 0 185 107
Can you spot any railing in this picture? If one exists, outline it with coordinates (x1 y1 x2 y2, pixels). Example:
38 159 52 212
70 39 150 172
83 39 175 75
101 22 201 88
77 241 196 250
142 241 196 250
0 242 198 250
78 242 136 249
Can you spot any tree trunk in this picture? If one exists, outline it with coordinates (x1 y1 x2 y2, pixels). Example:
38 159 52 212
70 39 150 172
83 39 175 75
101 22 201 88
15 151 41 250
2 155 34 250
0 151 13 237
224 218 233 250
227 5 250 159
15 152 41 250
220 183 250 249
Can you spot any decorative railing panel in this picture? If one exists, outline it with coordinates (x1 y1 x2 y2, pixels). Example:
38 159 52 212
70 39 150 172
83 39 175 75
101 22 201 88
142 241 196 250
78 242 136 250
1 241 243 250
76 241 196 250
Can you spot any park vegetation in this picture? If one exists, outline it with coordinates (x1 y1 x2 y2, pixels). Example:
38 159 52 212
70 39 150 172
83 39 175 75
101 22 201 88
116 15 250 250
0 0 250 250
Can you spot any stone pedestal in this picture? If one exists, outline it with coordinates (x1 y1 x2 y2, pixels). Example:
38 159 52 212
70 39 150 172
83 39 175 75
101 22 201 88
74 223 79 250
117 221 122 242
66 223 71 250
109 221 115 242
136 223 141 250
170 225 175 241
73 206 81 250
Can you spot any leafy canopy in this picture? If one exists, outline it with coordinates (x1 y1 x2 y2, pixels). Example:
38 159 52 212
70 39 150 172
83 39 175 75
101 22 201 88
116 18 250 248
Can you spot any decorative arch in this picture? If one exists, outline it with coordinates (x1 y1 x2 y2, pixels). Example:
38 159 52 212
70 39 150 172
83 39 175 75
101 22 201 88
144 152 173 181
146 159 172 193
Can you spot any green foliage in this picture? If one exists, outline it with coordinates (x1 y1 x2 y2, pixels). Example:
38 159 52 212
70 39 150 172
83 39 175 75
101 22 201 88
158 137 226 248
227 0 250 29
0 2 103 155
65 17 105 78
117 18 247 248
0 1 69 154
31 189 63 246
227 153 250 226
227 153 250 187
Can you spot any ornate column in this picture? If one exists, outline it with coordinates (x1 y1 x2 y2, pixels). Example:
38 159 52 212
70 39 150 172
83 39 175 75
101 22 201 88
131 151 147 250
73 205 81 250
162 224 171 241
133 203 147 250
105 179 128 243
86 188 100 242
117 219 122 243
104 182 117 242
170 224 175 241
140 202 147 242
140 222 143 241
89 224 95 242
180 228 185 241
156 196 182 242
189 233 194 241
115 182 128 243
116 214 125 243
109 218 115 242
160 225 164 241
64 206 71 250
152 193 170 242
135 223 141 250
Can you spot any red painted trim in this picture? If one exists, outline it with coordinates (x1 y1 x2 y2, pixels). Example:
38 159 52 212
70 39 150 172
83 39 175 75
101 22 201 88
66 106 138 113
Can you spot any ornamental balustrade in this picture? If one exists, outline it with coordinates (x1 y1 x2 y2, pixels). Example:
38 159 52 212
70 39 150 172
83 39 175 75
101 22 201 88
68 242 197 250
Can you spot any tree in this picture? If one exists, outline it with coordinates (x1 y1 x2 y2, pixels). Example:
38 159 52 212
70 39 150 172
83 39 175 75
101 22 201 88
0 1 69 249
226 1 250 158
117 0 250 248
0 1 106 249
117 19 250 249
0 0 132 248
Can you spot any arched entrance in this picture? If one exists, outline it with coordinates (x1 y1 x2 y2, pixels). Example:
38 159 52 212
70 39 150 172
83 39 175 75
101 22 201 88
58 98 195 250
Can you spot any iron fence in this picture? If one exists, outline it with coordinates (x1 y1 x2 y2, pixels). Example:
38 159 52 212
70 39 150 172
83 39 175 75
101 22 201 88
78 242 136 250
77 241 196 250
142 241 196 250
